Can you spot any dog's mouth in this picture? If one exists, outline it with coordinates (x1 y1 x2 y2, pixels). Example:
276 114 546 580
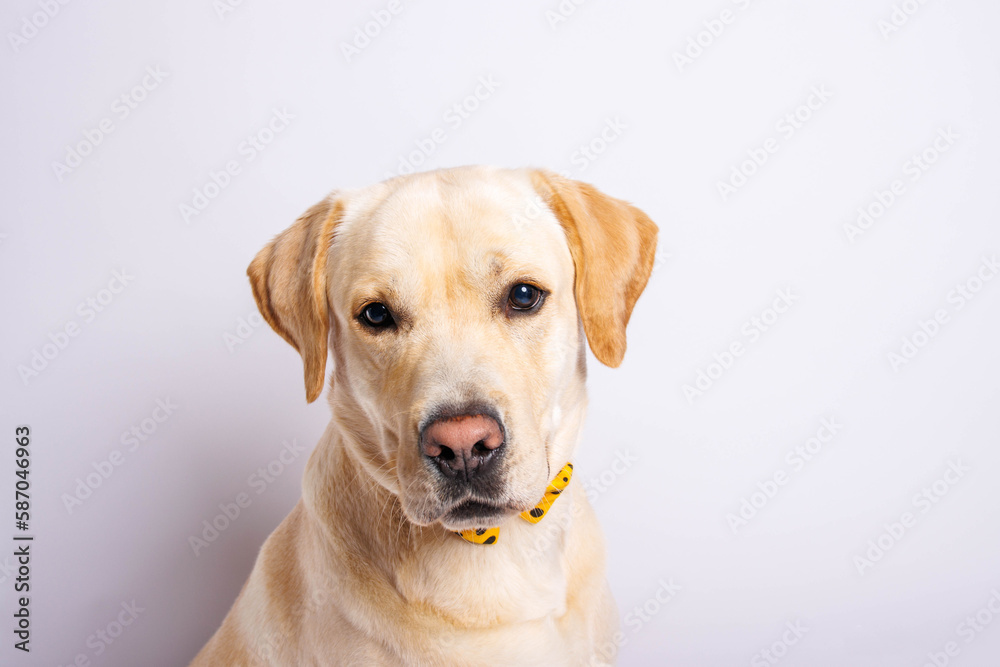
440 498 517 529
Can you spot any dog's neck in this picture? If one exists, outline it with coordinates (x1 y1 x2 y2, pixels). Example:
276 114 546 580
301 417 588 628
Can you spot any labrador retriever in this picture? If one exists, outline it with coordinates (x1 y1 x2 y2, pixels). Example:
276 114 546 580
190 166 657 666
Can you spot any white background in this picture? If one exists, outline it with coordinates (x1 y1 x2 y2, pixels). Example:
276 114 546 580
2 0 999 665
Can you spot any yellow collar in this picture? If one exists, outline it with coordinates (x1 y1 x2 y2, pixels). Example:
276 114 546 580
454 462 573 545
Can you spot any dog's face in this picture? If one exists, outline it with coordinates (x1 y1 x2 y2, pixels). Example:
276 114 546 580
249 167 656 531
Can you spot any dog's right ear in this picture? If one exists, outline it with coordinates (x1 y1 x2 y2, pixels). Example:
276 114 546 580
247 195 342 403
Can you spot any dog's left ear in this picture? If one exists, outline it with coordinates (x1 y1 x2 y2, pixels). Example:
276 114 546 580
247 195 342 403
531 170 658 367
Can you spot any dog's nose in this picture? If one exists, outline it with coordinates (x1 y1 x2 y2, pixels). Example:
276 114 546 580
420 413 504 481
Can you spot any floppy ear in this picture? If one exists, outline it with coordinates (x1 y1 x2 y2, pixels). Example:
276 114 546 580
247 195 342 403
531 170 658 367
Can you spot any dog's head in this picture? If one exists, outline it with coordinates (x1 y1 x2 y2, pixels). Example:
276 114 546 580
248 166 656 531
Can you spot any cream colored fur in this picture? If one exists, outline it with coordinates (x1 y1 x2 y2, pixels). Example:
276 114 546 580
191 166 657 666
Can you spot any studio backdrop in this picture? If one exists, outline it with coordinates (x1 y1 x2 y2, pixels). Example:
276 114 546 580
2 0 999 665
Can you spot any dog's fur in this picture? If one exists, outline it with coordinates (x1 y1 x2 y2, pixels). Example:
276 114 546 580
191 166 657 666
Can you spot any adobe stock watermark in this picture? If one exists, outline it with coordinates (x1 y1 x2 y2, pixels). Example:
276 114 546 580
340 0 404 63
223 312 265 352
570 117 628 173
581 450 639 505
726 417 843 533
510 194 549 232
646 247 673 285
523 450 638 563
589 578 683 666
17 269 135 386
251 629 293 665
920 588 1000 667
651 248 671 275
511 115 629 233
716 85 832 202
672 0 761 72
0 555 17 585
244 568 350 662
61 398 179 514
852 458 970 575
188 438 306 556
179 107 294 224
843 126 958 243
213 0 248 20
383 75 500 179
682 287 797 403
886 254 997 372
51 65 169 182
877 0 932 39
57 600 144 667
7 0 74 53
545 0 591 30
750 620 809 667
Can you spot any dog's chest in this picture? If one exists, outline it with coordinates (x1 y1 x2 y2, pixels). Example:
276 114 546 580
398 536 570 626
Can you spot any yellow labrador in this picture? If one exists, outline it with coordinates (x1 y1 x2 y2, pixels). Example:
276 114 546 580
191 166 657 666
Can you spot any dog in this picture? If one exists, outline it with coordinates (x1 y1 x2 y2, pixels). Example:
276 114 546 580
190 166 657 666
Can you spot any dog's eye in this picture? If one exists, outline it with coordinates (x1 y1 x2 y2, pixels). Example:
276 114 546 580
360 303 393 328
507 283 542 311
